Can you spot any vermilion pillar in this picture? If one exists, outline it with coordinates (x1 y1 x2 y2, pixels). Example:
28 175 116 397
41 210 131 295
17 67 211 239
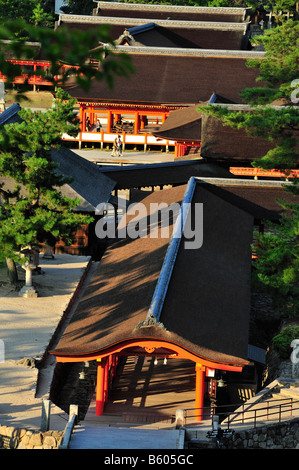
195 364 206 422
134 112 139 134
107 110 113 133
96 357 107 416
104 356 109 402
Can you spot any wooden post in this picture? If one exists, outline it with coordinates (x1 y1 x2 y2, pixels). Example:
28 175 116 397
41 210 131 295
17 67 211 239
41 399 51 431
134 112 139 135
101 128 104 149
107 110 112 133
195 364 205 422
111 354 117 379
104 356 109 402
96 358 106 416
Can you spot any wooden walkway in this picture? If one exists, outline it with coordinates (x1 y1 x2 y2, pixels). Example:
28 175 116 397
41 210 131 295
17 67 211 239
84 356 200 428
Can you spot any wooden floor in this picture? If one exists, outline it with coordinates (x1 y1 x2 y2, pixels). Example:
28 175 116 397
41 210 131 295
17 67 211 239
84 356 202 427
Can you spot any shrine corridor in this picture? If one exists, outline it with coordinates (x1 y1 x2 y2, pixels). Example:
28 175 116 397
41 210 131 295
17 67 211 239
84 357 198 427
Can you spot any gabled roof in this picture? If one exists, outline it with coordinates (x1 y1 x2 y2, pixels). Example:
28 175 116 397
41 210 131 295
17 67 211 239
200 104 299 163
0 105 116 210
93 2 250 23
99 160 233 190
191 178 299 222
51 177 255 366
115 24 205 49
0 147 115 212
57 13 250 50
50 146 115 211
153 105 202 140
154 103 298 164
64 46 264 106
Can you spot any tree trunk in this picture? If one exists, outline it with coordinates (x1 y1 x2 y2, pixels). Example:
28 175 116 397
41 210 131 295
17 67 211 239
5 258 18 285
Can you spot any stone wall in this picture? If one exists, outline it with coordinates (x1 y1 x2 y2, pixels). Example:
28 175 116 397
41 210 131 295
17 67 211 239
222 418 299 449
0 425 63 449
187 417 299 449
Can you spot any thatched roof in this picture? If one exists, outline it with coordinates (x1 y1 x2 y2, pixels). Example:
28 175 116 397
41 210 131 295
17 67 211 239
58 13 250 50
64 47 264 106
50 146 115 211
200 112 275 162
153 105 202 141
93 2 250 23
0 105 115 210
154 103 299 164
51 178 256 366
99 160 233 190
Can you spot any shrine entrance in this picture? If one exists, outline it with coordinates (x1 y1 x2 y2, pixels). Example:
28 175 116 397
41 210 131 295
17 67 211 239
88 356 198 425
54 339 245 423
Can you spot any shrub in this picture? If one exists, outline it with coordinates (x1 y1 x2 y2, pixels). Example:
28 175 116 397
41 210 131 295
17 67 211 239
272 325 299 359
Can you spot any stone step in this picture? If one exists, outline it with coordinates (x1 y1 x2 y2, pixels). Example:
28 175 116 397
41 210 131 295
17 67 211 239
69 425 185 449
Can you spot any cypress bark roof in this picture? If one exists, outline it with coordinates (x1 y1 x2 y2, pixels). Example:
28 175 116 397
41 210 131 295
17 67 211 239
57 14 250 50
93 2 249 23
0 105 115 210
64 47 264 106
99 161 232 190
51 179 255 366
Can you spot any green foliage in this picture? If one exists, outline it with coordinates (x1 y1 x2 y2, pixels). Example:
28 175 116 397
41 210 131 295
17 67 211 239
200 19 299 323
252 201 299 318
0 89 93 263
201 20 299 172
0 0 37 24
31 3 54 28
272 325 299 358
60 0 95 15
201 104 299 171
246 20 299 95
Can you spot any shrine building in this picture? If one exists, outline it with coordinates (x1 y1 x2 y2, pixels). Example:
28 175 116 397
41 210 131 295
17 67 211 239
50 177 258 420
54 2 265 151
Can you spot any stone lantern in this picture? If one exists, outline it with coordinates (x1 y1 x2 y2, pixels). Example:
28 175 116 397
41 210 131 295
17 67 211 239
18 248 38 298
291 339 299 380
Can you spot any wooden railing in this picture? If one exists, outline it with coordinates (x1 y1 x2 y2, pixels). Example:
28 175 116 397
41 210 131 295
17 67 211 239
230 167 299 179
62 128 175 150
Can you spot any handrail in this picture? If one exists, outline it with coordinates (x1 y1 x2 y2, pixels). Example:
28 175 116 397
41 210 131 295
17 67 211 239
183 398 299 429
59 405 78 449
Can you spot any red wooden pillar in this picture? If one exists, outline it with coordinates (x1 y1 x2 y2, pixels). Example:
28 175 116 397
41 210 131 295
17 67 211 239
79 106 84 132
134 112 140 134
82 107 86 134
96 357 107 416
195 364 206 422
111 354 117 379
104 356 109 402
107 110 113 133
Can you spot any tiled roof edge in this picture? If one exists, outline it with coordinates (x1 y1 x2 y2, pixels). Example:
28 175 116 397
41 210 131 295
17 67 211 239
112 45 265 58
94 1 249 15
58 14 250 30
